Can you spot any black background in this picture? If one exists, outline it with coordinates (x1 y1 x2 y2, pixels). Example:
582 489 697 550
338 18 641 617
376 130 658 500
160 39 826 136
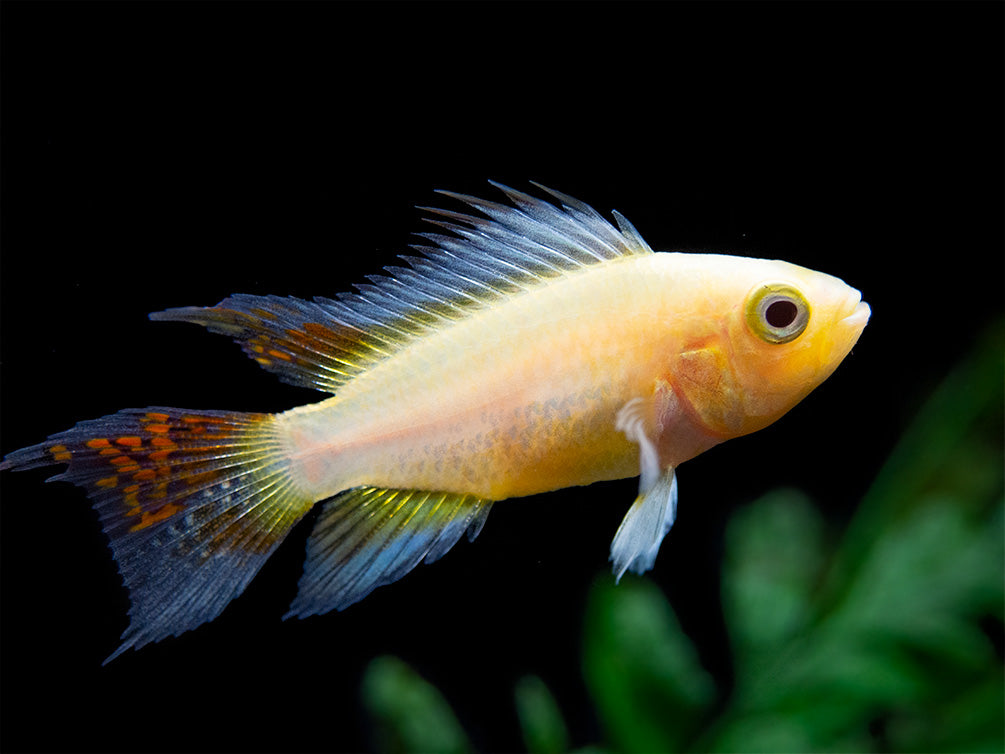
1 2 1001 752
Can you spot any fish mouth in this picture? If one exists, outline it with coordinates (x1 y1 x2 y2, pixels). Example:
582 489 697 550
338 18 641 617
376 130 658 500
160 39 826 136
840 298 871 330
824 290 870 365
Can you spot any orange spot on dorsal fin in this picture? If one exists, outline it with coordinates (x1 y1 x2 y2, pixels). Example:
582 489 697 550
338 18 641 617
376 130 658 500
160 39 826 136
49 445 72 462
149 295 382 393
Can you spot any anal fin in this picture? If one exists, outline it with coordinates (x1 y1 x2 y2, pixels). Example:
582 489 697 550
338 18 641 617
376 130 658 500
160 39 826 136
284 487 492 618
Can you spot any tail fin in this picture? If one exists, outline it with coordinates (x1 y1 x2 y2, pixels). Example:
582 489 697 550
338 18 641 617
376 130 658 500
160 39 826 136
1 407 313 663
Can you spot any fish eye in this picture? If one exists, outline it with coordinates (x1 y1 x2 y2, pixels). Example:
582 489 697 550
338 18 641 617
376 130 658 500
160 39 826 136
745 283 810 344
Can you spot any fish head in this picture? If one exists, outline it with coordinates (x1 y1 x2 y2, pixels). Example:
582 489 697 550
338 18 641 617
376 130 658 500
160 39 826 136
667 256 870 443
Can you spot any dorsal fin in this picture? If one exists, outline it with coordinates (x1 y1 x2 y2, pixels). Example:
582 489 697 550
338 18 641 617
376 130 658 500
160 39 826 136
151 183 654 393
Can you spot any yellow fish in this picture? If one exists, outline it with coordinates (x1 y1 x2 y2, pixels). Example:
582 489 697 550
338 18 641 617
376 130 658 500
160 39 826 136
1 183 870 661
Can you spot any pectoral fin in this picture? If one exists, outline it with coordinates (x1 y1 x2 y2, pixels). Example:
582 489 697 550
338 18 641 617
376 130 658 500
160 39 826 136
611 398 678 581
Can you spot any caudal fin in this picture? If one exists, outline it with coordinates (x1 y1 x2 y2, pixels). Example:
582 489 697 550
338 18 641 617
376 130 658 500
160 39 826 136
1 407 313 663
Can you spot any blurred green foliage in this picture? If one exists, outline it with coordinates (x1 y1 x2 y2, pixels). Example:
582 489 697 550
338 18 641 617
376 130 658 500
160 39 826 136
363 655 472 754
362 325 1003 753
515 675 571 754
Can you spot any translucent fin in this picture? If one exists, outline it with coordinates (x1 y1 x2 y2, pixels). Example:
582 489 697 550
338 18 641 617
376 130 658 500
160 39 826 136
610 469 678 581
284 487 491 618
152 183 653 393
611 397 678 580
615 397 660 493
150 294 383 392
0 408 313 662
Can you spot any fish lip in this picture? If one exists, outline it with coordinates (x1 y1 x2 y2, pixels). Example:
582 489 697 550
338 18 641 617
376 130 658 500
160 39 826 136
824 292 869 365
839 299 871 329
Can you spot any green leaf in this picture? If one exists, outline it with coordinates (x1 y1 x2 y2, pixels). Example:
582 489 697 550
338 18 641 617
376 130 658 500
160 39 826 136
722 488 825 653
362 655 471 754
583 576 716 753
515 675 570 754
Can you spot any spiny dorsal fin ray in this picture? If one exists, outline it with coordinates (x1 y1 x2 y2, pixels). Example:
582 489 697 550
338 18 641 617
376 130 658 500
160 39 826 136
151 183 653 393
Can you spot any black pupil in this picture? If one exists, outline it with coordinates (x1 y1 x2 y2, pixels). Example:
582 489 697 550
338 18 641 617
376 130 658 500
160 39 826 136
765 299 798 328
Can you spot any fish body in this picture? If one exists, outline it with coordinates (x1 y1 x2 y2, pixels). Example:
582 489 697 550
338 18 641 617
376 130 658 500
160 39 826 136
279 251 865 501
282 252 677 501
0 183 870 661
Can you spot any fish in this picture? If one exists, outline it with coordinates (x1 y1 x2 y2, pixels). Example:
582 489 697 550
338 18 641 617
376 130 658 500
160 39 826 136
0 182 870 662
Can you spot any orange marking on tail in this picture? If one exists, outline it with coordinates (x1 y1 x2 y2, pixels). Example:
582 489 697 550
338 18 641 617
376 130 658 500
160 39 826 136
146 424 171 434
123 484 140 509
110 455 134 466
144 412 170 422
185 469 218 487
180 420 208 436
132 468 157 481
149 449 172 462
150 437 176 448
268 348 292 361
100 447 122 456
95 476 119 488
303 322 336 336
129 502 183 531
183 444 227 454
116 436 143 447
86 438 112 449
128 502 183 530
